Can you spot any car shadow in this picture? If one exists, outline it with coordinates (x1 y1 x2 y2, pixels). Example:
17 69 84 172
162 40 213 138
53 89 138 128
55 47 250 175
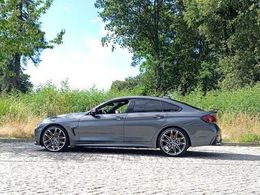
53 146 260 162
184 150 260 161
67 147 165 157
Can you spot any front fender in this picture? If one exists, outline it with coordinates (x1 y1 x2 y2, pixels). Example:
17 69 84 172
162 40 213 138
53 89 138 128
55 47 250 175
35 121 79 146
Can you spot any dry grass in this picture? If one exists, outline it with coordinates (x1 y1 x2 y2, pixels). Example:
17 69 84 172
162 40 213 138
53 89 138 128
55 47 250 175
0 113 259 142
218 113 260 143
0 115 42 138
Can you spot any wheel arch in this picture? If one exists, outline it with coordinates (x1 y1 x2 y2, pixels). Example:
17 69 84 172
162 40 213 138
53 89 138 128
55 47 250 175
40 124 70 146
156 126 192 148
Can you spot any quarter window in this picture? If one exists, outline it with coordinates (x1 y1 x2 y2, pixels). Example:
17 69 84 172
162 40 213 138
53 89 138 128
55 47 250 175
132 99 162 112
162 102 180 112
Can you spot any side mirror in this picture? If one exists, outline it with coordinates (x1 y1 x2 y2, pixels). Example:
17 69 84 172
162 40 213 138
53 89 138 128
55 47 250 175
89 109 96 116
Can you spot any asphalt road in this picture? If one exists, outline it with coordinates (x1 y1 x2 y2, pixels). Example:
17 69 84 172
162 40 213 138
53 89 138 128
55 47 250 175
0 141 260 195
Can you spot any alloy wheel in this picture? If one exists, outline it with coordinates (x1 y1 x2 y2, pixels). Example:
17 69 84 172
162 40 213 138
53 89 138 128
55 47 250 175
42 126 67 152
159 129 188 156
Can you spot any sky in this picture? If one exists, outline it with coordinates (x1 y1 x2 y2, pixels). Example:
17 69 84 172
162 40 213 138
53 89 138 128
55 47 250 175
25 0 139 90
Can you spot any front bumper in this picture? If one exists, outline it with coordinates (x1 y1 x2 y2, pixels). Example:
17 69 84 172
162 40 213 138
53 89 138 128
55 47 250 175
34 124 46 145
34 128 41 145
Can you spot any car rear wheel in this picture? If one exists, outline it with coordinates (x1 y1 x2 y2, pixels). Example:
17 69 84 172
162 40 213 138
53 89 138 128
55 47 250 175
159 128 189 157
42 125 69 152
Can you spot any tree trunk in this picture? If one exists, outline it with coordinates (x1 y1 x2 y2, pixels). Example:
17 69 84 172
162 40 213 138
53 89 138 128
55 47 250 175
153 0 163 95
1 54 21 92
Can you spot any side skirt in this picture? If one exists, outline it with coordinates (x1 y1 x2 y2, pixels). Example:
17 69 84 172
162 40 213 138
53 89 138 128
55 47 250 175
74 141 154 148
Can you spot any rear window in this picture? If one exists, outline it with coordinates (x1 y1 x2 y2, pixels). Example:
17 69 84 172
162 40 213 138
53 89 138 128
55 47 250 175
132 99 162 112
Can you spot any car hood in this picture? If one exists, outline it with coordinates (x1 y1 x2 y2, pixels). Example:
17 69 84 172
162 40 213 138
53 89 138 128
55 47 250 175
43 112 87 123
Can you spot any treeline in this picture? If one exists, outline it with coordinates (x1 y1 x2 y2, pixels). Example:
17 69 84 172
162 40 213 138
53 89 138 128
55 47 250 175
0 0 259 96
96 0 260 95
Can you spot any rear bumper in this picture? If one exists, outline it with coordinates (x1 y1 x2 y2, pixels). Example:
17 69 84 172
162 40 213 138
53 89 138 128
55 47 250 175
211 125 222 145
211 134 222 145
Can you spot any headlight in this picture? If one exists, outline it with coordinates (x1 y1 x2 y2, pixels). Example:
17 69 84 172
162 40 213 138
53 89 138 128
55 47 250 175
36 119 49 128
36 122 43 129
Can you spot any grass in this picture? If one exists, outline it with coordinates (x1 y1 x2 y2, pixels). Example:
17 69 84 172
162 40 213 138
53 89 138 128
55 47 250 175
172 85 260 114
218 113 260 143
0 83 260 143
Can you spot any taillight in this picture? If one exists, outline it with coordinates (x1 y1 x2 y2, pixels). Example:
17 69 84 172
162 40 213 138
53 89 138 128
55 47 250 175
201 114 217 123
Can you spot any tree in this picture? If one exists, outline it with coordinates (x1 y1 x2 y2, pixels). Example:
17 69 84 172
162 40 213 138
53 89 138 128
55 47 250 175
184 0 260 89
95 0 175 94
95 0 213 95
111 76 139 91
0 0 65 92
97 0 260 94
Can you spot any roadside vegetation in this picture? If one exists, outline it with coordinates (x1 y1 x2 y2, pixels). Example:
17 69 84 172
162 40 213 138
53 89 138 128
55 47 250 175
0 82 259 143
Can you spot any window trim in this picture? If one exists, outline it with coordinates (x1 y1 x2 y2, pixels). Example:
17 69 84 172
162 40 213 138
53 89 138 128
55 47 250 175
95 98 182 114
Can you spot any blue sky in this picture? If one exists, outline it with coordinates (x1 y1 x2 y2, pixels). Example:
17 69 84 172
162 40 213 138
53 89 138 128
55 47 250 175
25 0 139 90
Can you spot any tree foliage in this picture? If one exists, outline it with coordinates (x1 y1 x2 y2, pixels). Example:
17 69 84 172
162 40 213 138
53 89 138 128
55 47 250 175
96 0 260 94
184 0 260 90
111 76 141 91
0 0 65 92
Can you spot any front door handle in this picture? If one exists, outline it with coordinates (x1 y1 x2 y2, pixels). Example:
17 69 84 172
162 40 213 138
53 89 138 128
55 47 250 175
153 115 164 119
115 116 123 120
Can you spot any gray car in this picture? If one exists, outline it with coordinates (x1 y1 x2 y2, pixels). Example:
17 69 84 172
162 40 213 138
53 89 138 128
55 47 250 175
35 96 221 156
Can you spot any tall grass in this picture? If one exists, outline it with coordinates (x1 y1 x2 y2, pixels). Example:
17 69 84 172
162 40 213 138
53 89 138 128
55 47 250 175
0 83 259 142
172 85 260 114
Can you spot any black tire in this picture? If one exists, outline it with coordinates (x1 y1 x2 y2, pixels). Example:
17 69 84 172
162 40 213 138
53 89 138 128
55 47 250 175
41 125 69 152
158 128 190 157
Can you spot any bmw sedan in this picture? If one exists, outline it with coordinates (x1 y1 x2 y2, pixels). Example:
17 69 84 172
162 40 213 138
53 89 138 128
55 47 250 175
35 96 221 156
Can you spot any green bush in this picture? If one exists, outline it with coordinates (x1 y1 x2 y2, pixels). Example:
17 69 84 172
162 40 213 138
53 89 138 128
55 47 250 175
0 83 260 119
0 83 140 119
172 84 260 114
237 134 260 143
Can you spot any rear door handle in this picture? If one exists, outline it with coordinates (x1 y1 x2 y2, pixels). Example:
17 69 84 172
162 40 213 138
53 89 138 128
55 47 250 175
153 115 164 119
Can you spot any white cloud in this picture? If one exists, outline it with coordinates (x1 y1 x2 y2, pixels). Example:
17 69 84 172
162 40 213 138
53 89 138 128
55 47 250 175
25 17 139 90
90 18 102 24
25 37 138 90
61 5 71 12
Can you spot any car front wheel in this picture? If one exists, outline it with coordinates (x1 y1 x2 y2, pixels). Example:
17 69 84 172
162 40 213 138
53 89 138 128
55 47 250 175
159 128 189 156
42 125 69 152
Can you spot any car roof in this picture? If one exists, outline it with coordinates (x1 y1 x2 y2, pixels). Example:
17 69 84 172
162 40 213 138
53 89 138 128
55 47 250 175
110 96 171 102
93 96 203 112
104 96 202 111
107 96 179 103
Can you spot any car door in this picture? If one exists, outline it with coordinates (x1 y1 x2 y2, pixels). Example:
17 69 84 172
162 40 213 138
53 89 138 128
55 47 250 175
124 99 166 143
77 100 129 144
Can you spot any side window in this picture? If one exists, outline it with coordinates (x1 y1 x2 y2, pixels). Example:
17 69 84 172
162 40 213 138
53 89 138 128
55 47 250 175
97 100 129 114
132 99 162 112
162 102 180 112
117 103 129 113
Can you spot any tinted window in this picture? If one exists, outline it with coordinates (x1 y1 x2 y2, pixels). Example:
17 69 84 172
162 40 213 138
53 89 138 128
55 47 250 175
162 102 180 112
133 99 162 112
